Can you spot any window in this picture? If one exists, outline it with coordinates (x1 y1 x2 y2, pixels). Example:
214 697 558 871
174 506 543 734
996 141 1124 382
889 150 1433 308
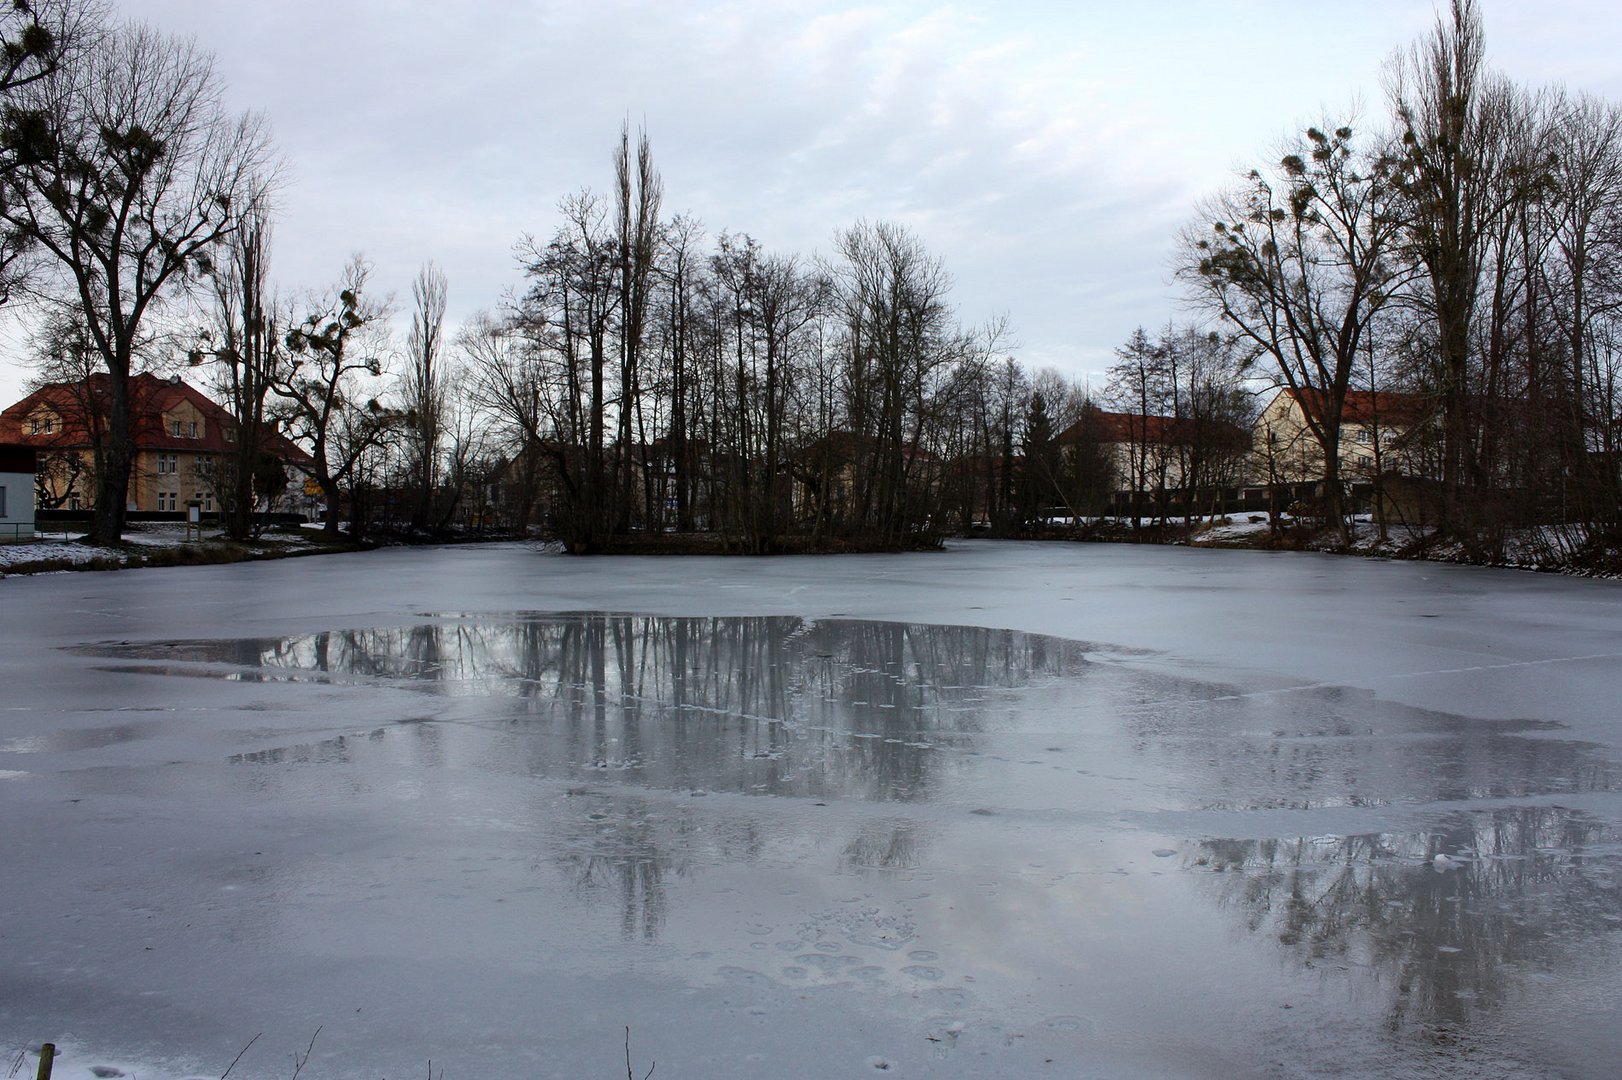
158 491 178 512
172 420 183 437
68 493 82 511
30 416 53 435
201 491 214 512
188 421 198 438
157 453 175 475
0 486 7 518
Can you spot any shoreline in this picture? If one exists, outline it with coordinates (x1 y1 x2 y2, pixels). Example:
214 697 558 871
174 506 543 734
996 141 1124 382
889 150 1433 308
4 520 1617 579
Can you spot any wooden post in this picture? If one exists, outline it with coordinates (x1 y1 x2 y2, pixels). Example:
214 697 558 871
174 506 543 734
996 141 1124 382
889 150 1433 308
36 1044 55 1080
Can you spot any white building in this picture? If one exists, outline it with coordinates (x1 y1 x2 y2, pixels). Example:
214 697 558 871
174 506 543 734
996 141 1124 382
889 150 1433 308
0 443 35 542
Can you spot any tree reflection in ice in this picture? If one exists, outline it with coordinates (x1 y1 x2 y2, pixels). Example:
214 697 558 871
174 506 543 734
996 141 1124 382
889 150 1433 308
1196 806 1622 1033
549 792 683 941
89 615 1622 980
210 615 1092 942
241 614 1094 803
1116 677 1620 811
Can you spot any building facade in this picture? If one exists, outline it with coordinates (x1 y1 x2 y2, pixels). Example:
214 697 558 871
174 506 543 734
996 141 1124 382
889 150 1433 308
0 442 35 541
1252 388 1430 486
0 373 313 514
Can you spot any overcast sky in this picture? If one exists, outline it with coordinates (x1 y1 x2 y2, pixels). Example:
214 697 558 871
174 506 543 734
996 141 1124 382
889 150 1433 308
4 0 1622 407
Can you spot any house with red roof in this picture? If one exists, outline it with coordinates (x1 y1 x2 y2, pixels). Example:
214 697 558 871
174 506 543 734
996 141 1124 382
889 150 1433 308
0 373 315 515
1055 407 1249 493
1252 387 1432 485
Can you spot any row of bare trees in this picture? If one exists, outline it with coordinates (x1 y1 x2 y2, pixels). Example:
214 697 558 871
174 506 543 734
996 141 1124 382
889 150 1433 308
460 127 1106 552
200 245 471 542
1099 325 1254 530
1184 0 1622 559
0 7 1157 554
1 5 1092 551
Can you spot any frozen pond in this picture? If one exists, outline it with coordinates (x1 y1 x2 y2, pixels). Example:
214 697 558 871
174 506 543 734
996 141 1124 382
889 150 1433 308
3 542 1621 1079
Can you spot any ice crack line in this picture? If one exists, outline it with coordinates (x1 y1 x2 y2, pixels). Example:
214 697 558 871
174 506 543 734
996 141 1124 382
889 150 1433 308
1126 651 1622 711
1376 650 1622 681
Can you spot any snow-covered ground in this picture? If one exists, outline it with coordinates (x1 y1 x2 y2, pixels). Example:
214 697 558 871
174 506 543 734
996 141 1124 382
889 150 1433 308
3 542 1620 1079
0 524 240 573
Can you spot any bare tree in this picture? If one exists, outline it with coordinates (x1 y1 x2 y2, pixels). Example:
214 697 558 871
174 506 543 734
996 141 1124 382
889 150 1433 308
613 123 663 533
0 0 107 302
274 257 392 539
827 220 960 545
515 190 619 550
0 20 275 542
1543 93 1622 537
1106 326 1173 528
1384 0 1528 534
460 310 549 532
196 197 281 540
1162 326 1254 524
434 389 485 530
400 260 448 529
656 213 705 533
1184 123 1404 543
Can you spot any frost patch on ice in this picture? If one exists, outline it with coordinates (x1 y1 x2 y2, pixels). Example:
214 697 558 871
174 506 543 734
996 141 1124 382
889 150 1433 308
802 907 917 952
1040 1014 1095 1034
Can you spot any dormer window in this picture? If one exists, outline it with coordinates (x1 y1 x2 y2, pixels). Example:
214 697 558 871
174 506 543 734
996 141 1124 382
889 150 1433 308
190 421 198 438
172 419 182 437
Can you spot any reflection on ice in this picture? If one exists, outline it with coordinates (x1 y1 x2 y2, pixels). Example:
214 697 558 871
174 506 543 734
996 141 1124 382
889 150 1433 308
1115 679 1622 811
1198 806 1622 1032
106 615 1097 803
65 611 1622 1068
554 791 681 941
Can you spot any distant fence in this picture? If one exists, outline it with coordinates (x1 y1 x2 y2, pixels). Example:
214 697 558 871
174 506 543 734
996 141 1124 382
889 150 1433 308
36 509 309 528
1102 481 1374 519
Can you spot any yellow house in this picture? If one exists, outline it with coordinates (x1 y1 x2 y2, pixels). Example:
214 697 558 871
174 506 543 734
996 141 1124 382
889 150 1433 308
0 373 314 513
1253 388 1430 484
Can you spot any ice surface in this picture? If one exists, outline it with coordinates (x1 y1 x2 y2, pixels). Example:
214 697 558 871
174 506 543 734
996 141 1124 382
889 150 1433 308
2 541 1620 1079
